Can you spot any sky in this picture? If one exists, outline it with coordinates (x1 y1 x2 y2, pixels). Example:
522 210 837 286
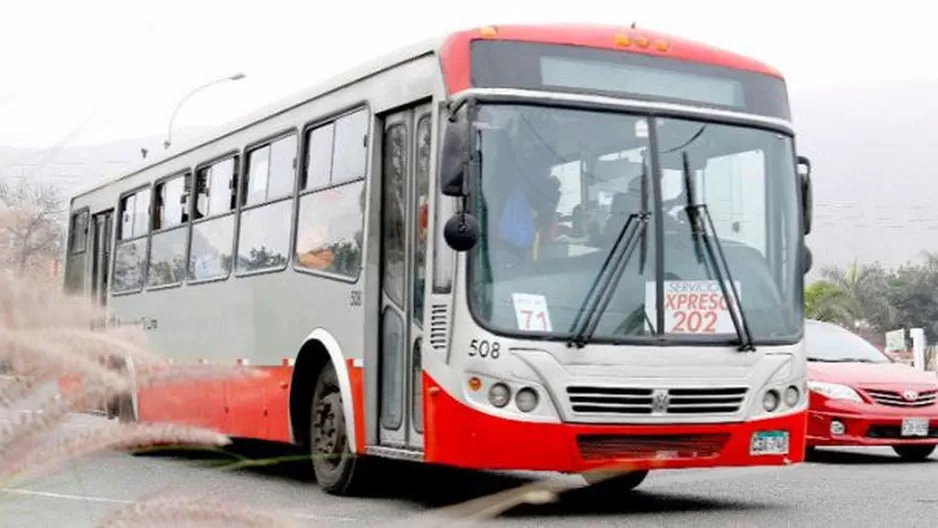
1 0 934 149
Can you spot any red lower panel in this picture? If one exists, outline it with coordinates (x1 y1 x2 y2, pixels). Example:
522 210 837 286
346 360 366 454
137 365 294 442
424 373 807 472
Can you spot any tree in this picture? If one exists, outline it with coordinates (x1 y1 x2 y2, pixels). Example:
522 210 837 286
820 258 894 336
811 252 938 345
0 179 66 275
884 252 938 342
804 280 855 325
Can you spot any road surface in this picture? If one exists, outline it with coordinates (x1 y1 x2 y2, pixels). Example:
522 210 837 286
0 414 935 527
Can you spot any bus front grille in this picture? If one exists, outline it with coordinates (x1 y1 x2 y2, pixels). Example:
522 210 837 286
566 385 748 416
577 433 731 460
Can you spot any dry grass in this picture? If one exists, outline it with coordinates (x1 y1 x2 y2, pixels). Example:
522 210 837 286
0 269 295 526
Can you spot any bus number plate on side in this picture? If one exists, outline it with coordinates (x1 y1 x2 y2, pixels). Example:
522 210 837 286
468 339 501 360
750 431 789 456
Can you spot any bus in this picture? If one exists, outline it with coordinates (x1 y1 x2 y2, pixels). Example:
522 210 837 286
63 24 814 495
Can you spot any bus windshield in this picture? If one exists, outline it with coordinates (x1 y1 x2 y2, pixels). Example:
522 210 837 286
468 104 802 345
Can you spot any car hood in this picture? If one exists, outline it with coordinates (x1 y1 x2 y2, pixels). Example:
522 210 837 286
808 362 938 387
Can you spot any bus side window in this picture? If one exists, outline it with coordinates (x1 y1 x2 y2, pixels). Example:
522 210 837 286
149 173 191 287
294 108 369 279
64 209 89 293
113 187 151 293
189 156 239 282
236 134 297 273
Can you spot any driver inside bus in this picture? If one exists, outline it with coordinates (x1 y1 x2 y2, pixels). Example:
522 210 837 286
491 116 561 266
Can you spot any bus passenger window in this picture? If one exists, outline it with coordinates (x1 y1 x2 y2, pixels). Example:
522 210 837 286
113 187 151 292
332 109 368 185
153 173 190 230
304 123 334 190
243 134 297 206
195 157 238 219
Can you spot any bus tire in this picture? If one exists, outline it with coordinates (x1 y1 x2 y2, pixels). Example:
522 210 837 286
310 361 366 495
892 444 936 461
582 469 649 492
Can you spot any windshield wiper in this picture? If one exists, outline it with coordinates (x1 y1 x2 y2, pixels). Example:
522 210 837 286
681 152 755 352
568 165 652 348
567 212 649 348
809 357 877 363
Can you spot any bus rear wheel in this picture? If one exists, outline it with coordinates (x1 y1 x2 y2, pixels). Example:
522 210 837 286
310 361 367 495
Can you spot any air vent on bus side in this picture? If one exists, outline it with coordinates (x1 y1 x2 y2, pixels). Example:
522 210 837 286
428 304 449 351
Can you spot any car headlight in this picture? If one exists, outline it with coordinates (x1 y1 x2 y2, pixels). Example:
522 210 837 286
807 381 863 403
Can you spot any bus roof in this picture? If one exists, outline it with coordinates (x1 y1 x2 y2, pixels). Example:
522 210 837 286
71 24 782 203
70 34 445 202
440 24 783 94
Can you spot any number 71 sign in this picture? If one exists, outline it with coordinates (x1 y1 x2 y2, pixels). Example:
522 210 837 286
512 293 553 332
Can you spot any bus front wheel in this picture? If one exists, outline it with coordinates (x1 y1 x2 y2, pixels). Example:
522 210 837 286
582 469 649 492
310 361 367 495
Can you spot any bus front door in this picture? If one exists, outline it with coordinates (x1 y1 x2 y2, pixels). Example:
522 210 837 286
377 103 433 451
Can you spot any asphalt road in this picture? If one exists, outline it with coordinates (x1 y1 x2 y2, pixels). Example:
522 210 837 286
1 413 936 527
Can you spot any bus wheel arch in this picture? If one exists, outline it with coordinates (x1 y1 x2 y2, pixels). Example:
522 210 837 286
289 330 358 453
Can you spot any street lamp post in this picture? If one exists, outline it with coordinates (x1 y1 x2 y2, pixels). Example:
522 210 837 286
163 73 246 150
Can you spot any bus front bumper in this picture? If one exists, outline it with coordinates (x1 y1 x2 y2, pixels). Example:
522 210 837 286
424 375 807 473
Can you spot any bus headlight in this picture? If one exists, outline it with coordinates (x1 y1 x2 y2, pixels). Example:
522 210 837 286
784 385 800 407
516 387 539 412
763 389 780 412
488 383 511 408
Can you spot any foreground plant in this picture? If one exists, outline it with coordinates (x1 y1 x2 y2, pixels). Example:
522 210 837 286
0 270 284 525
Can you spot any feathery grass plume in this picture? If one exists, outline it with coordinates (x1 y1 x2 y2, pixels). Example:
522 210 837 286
96 495 299 528
392 460 653 527
391 477 571 528
0 332 132 392
0 269 299 526
0 381 114 458
0 423 231 485
133 362 270 392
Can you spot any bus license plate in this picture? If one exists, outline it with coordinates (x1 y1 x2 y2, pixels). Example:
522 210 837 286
901 418 929 437
750 431 789 455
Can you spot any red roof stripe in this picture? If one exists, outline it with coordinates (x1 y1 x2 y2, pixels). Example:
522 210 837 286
438 24 783 94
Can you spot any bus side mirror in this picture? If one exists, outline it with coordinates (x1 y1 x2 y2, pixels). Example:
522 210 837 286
444 211 480 252
803 245 813 275
440 119 471 197
797 155 812 235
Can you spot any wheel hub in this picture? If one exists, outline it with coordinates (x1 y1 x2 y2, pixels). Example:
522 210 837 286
313 393 343 468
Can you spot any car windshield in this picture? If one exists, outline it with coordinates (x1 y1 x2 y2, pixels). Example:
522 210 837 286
805 321 892 363
467 103 802 344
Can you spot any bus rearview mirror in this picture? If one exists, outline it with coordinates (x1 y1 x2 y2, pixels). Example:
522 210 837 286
443 212 479 252
440 120 470 197
803 245 813 275
797 155 812 235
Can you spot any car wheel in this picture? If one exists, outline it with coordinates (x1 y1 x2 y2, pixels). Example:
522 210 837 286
310 361 368 495
582 469 649 492
892 444 936 461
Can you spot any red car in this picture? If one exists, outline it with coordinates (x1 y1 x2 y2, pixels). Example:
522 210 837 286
806 319 937 461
